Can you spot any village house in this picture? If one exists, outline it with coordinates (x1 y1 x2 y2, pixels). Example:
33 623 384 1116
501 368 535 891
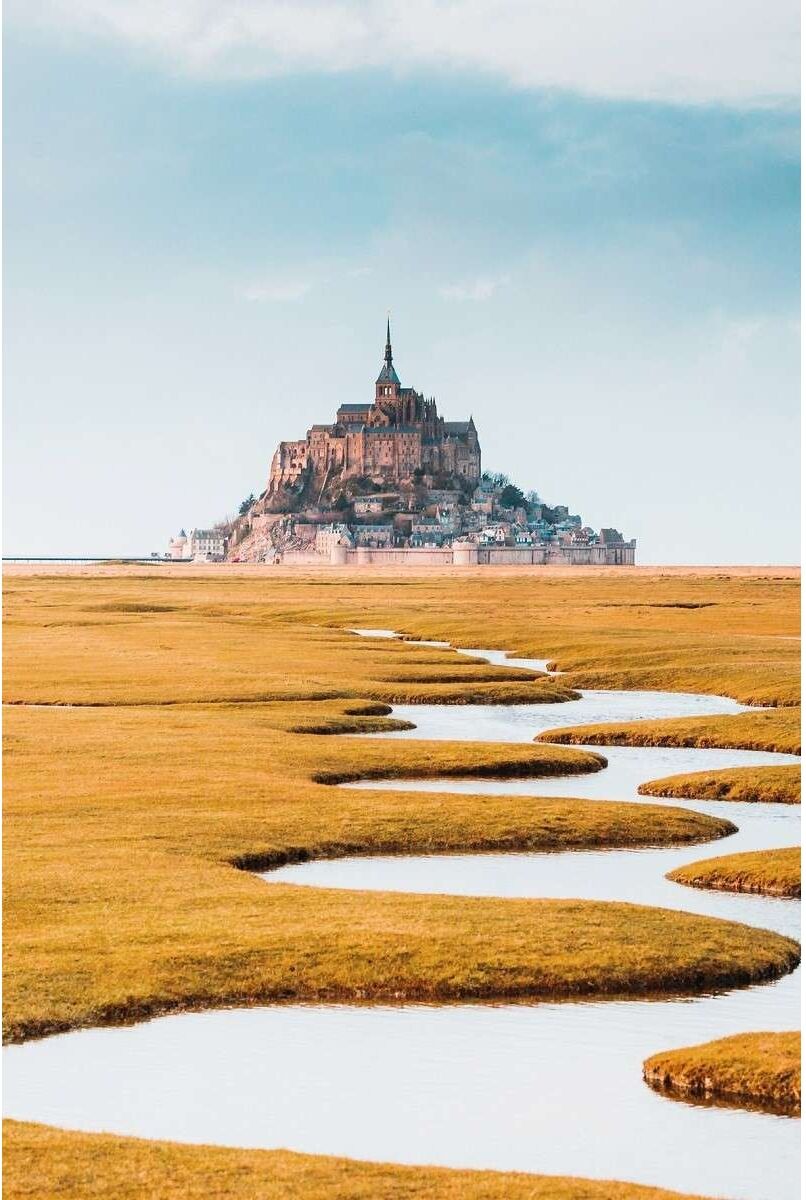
353 493 401 516
187 529 227 561
314 524 353 556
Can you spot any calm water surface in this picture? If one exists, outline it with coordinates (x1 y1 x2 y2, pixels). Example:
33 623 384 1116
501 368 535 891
3 632 800 1200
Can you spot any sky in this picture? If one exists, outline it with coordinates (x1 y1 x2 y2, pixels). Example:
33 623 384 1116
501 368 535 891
3 1 800 563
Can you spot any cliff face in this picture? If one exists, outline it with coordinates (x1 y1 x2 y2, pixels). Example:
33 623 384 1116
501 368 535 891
225 514 297 563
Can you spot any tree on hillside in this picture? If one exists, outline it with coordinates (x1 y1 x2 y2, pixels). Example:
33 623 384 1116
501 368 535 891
483 470 510 488
239 494 255 516
499 483 527 509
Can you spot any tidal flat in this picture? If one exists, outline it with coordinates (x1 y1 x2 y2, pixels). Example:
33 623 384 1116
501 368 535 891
2 565 801 1199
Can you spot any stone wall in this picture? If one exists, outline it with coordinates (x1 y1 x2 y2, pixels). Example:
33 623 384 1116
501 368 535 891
343 547 454 566
478 544 635 566
325 543 635 567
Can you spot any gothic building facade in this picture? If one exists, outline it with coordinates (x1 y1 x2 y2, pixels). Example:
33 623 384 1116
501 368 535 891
266 322 481 496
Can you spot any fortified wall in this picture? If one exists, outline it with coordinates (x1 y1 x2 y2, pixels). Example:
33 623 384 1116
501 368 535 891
320 542 636 567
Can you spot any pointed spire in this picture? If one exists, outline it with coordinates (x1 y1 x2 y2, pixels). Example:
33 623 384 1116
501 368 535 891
376 314 400 386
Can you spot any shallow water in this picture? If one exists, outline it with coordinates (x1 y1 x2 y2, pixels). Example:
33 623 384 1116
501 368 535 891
296 743 799 938
3 980 799 1200
3 631 801 1200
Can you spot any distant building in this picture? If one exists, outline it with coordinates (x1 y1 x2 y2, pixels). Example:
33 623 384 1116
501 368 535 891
353 493 400 515
353 523 395 548
314 524 353 555
167 531 188 560
186 528 227 561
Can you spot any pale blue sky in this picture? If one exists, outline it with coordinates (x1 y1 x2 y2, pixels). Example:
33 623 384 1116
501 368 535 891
3 3 800 562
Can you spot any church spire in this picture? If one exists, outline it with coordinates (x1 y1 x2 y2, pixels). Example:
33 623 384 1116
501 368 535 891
384 317 393 368
376 314 400 387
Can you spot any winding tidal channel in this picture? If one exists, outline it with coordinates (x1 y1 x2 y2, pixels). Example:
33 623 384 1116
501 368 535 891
4 631 801 1200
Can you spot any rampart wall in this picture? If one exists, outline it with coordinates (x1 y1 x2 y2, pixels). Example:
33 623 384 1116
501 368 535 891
322 544 635 567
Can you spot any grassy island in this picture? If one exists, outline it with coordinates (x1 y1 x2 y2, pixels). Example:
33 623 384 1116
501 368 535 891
638 764 801 805
643 1031 801 1116
668 847 801 898
538 710 801 755
361 679 580 705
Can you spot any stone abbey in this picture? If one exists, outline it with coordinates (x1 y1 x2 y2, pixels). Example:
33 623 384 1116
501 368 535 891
169 320 635 565
267 321 481 497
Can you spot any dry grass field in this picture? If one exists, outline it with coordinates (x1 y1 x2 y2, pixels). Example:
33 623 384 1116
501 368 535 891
4 565 800 706
643 1032 801 1116
3 1122 713 1200
639 765 800 804
3 565 800 1197
668 847 801 898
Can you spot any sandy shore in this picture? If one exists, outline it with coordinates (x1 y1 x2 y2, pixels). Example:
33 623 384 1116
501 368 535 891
2 562 800 579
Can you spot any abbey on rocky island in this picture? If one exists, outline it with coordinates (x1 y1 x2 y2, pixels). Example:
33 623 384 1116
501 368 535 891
168 321 636 566
267 321 481 497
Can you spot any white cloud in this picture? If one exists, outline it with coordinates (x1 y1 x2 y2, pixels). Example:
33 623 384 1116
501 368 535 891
439 274 510 302
8 0 799 106
240 278 311 303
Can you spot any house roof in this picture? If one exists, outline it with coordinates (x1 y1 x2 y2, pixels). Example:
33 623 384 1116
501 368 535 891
376 363 401 385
